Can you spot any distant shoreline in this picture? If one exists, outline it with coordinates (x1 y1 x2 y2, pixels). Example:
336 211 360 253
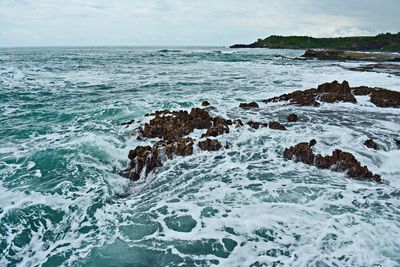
230 33 400 52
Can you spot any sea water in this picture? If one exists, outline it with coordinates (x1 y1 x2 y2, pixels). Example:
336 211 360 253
0 47 400 266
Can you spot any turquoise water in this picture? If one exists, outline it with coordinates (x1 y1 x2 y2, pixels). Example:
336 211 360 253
1 47 400 266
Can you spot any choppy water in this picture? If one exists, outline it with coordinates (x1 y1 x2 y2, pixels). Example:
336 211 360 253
0 47 400 267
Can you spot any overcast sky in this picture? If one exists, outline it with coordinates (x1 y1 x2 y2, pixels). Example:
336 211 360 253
0 0 399 47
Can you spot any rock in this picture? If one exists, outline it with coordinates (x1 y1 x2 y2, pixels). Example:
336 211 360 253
287 113 298 122
352 86 376 95
239 102 259 108
370 89 400 108
264 80 356 106
284 140 316 165
127 137 194 180
233 119 244 127
199 139 222 151
121 119 135 127
364 139 379 150
284 140 381 182
142 108 212 140
202 101 210 106
302 49 400 62
202 117 232 138
247 121 261 129
269 121 286 130
395 139 400 149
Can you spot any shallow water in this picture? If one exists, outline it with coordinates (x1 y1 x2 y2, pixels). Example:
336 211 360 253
0 47 400 266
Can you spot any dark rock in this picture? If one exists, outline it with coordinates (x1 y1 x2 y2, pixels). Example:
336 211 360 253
239 102 259 109
121 119 135 127
127 137 194 180
370 89 400 108
233 119 244 127
142 108 211 140
284 140 316 165
202 101 210 106
287 113 298 122
364 139 379 150
396 139 400 149
202 117 232 138
264 80 356 106
269 121 286 130
303 49 400 62
199 139 222 151
284 140 381 182
352 86 376 95
247 121 261 129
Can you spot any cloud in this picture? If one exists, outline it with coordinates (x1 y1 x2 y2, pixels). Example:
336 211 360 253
0 0 398 46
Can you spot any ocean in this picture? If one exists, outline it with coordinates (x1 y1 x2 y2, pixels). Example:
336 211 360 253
0 47 399 266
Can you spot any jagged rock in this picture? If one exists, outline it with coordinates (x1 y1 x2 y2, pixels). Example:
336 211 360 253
127 137 194 180
364 139 379 150
233 119 244 127
284 140 381 182
284 140 316 165
199 138 222 151
370 89 400 108
202 117 232 137
269 121 286 130
202 101 210 106
287 113 298 122
352 86 376 95
239 102 259 108
142 108 212 140
264 81 356 106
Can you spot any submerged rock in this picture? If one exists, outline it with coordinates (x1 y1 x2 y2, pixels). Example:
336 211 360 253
239 102 259 108
121 119 135 127
284 140 381 182
199 138 222 151
202 101 210 106
364 139 379 150
287 113 298 122
269 121 287 130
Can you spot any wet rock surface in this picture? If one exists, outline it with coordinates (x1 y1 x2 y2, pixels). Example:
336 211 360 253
370 89 400 108
265 80 399 108
284 140 381 182
127 108 236 180
199 139 223 151
269 121 286 130
287 113 298 122
364 139 379 150
239 102 259 108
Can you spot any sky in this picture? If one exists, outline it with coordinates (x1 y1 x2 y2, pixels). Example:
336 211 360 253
0 0 399 47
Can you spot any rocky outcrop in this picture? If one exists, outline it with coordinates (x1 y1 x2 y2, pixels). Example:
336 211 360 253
287 113 298 122
265 80 400 108
269 121 286 130
370 89 400 108
127 137 194 180
199 139 222 151
142 108 211 140
284 140 381 182
264 81 355 106
239 102 259 108
364 139 379 150
302 49 400 62
127 108 242 180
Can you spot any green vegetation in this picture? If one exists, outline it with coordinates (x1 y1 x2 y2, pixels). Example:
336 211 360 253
232 33 400 52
